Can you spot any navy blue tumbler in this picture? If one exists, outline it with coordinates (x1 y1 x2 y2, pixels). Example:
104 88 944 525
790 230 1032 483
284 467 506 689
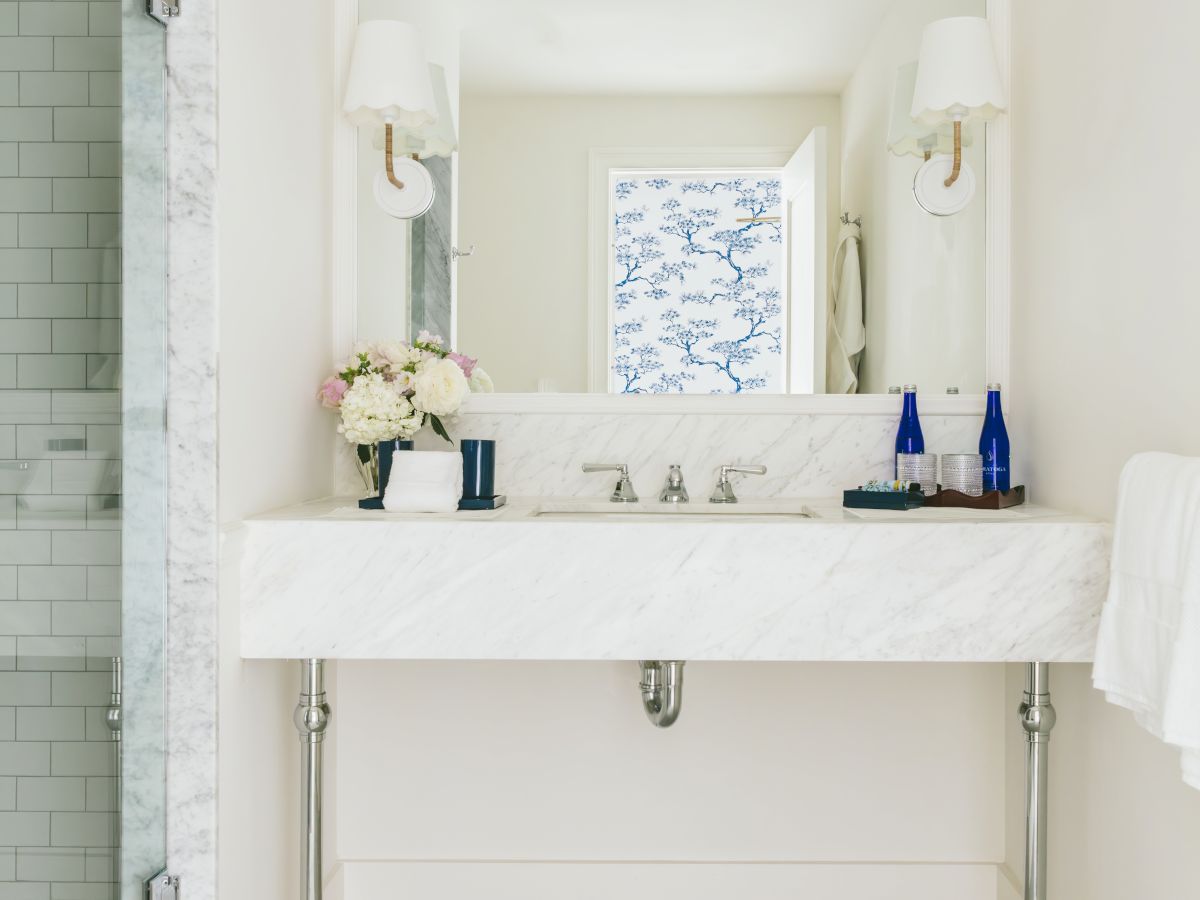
460 439 496 500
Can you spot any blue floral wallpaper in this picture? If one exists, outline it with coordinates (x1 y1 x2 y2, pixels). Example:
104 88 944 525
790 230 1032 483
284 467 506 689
611 174 784 393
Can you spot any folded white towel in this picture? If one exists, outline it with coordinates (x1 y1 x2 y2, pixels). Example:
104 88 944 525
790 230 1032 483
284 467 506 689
388 450 463 483
1093 452 1200 788
383 451 463 513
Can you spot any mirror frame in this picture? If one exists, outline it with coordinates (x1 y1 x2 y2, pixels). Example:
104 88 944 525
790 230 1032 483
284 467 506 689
331 0 1009 417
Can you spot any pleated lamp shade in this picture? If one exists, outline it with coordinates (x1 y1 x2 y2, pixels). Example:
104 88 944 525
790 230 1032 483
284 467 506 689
910 16 1006 126
343 20 437 129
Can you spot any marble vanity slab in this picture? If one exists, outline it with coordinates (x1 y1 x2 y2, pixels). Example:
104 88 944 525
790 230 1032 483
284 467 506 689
235 497 1111 663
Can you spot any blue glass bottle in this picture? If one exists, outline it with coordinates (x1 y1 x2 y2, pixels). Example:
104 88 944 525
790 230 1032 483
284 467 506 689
979 382 1010 492
894 384 924 477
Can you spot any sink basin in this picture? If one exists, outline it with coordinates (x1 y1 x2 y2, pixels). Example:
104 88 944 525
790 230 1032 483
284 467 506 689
529 500 815 522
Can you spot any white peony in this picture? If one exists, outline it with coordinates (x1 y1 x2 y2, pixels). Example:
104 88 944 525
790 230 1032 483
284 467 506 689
373 340 411 371
468 366 494 393
411 357 470 415
337 373 421 445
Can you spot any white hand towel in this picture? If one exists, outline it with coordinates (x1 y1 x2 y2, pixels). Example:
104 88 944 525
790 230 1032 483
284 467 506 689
826 222 865 395
1093 452 1200 788
383 450 463 514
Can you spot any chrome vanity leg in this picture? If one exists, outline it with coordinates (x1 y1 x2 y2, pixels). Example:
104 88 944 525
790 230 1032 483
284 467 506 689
294 659 331 900
1020 662 1056 900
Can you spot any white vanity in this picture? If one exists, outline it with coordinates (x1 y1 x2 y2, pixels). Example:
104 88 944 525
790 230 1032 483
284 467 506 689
237 497 1108 664
232 488 1108 900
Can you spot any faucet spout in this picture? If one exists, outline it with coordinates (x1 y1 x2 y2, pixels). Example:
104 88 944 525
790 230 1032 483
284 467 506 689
639 660 685 727
658 465 689 503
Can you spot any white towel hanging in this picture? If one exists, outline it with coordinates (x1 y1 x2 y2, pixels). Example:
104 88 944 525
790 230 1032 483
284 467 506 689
1093 451 1200 788
826 221 865 394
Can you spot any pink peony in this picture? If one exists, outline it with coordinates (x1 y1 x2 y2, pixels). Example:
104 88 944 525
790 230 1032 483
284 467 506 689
447 352 477 378
318 376 349 408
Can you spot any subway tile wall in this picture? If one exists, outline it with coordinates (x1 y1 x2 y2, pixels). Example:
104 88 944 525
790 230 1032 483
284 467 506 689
1 2 122 898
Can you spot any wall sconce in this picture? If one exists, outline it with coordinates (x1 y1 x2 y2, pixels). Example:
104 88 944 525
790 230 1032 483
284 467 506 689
343 20 439 219
887 60 968 161
909 16 1006 215
371 63 458 162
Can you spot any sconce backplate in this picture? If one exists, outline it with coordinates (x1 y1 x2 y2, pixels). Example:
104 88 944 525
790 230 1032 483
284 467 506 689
373 158 435 220
913 153 976 216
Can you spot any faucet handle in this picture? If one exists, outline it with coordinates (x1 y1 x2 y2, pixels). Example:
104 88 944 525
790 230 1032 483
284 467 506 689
582 463 638 503
710 464 767 504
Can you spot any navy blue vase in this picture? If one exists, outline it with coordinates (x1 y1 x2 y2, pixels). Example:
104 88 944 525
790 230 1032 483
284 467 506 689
377 439 414 495
979 383 1011 492
894 384 925 477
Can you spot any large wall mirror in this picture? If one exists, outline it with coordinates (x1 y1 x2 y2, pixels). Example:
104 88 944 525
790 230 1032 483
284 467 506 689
349 0 1005 401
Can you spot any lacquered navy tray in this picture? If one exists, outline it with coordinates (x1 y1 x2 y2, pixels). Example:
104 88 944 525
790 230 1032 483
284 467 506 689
842 487 926 510
356 495 509 511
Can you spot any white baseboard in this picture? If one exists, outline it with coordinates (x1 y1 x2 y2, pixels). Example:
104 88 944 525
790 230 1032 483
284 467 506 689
996 862 1023 900
337 861 1005 900
324 863 345 900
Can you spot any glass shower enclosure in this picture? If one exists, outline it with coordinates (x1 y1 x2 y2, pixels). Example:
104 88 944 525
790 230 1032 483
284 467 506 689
0 1 168 897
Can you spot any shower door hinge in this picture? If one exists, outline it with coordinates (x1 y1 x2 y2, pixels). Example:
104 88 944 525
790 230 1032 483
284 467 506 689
146 0 179 24
146 871 180 900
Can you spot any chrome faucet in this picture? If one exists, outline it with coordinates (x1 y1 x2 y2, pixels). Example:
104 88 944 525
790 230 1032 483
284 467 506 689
709 464 767 503
658 464 689 503
582 463 638 503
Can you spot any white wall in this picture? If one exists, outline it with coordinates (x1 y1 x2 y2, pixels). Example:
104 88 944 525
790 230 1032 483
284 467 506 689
332 661 1007 897
214 1 1200 897
1007 0 1200 896
457 94 841 392
839 0 986 395
216 0 336 896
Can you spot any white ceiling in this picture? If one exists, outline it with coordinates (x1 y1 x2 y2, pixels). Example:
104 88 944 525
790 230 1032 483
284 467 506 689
457 0 902 96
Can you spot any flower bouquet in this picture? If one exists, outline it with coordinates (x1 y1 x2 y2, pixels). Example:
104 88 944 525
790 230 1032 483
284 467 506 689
318 332 492 496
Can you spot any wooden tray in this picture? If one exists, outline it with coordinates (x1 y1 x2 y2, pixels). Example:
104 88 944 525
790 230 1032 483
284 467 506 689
923 485 1026 509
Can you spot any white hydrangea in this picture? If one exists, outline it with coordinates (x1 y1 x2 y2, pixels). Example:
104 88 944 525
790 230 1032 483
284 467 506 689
337 373 420 445
411 357 470 415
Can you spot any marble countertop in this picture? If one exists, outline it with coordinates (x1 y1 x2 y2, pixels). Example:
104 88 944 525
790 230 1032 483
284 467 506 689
233 497 1111 663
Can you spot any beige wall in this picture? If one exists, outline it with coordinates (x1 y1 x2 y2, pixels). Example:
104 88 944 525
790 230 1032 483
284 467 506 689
216 0 336 896
1010 1 1200 512
1008 0 1200 896
457 94 841 392
839 0 986 394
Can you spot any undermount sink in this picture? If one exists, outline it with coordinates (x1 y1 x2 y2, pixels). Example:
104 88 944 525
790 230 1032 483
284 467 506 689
529 500 816 522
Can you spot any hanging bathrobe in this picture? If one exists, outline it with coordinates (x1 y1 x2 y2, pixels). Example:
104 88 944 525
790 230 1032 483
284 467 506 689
826 221 866 394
